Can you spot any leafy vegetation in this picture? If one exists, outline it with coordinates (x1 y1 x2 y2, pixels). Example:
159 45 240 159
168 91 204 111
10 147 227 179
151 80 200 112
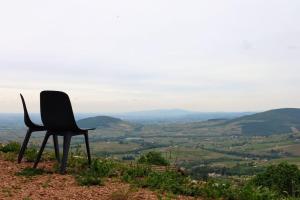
228 108 300 136
253 162 300 197
76 170 103 186
3 108 300 198
137 151 169 166
3 144 300 199
16 167 45 177
122 164 151 183
67 145 122 186
24 146 38 162
0 142 20 153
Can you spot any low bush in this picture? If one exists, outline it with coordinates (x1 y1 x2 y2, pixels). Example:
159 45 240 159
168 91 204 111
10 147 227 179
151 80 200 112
3 152 17 161
0 142 20 153
122 165 202 196
16 167 45 177
89 159 119 177
145 171 200 196
67 155 89 174
122 164 151 183
252 162 300 197
200 179 235 199
76 170 102 186
75 158 121 186
199 179 281 200
24 146 38 162
137 151 169 166
236 184 279 200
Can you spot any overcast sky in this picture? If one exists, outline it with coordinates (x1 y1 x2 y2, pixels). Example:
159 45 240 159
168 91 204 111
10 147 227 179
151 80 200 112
0 0 299 113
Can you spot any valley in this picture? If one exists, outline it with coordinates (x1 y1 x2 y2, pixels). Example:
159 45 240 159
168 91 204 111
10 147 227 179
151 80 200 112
1 108 300 179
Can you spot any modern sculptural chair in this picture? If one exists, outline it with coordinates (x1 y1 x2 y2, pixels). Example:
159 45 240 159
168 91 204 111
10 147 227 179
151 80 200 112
18 94 60 163
33 91 95 174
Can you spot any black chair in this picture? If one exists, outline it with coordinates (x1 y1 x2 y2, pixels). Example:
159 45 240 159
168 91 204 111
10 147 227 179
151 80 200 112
33 91 95 174
18 94 60 163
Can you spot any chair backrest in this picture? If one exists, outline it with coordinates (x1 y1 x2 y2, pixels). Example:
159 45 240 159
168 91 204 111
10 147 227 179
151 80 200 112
20 94 35 128
40 91 79 131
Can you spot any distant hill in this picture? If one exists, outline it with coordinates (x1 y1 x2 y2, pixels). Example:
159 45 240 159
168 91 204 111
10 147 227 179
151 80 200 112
77 116 127 129
227 108 300 136
112 109 254 124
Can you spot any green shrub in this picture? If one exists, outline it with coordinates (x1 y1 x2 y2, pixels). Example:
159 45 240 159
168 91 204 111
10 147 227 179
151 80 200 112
137 151 169 166
89 159 119 177
200 179 235 199
122 165 151 183
3 152 17 161
199 179 280 200
16 167 45 177
75 159 119 186
67 155 89 173
122 166 201 196
145 171 197 195
67 146 93 173
252 162 300 197
237 184 279 200
76 170 102 186
24 147 38 162
0 142 20 153
43 151 57 161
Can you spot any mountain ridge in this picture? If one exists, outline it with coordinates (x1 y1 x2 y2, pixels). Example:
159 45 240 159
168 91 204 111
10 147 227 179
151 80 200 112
225 108 300 136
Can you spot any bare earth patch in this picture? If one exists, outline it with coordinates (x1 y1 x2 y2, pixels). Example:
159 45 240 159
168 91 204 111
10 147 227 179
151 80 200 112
0 158 201 200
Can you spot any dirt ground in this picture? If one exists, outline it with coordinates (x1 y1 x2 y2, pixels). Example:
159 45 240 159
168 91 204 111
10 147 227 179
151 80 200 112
0 158 201 200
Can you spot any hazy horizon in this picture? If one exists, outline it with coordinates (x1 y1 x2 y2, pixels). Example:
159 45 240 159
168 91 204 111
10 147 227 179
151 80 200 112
1 0 299 113
0 108 257 115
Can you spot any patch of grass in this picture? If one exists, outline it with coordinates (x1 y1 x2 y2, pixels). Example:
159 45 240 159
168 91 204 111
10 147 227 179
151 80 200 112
137 151 169 166
252 162 300 197
122 165 201 196
24 146 38 162
3 152 17 161
122 164 151 183
76 170 102 186
144 171 201 196
0 142 20 153
16 167 45 177
75 158 121 186
157 193 176 200
67 155 89 174
199 179 281 200
236 184 279 200
89 158 119 177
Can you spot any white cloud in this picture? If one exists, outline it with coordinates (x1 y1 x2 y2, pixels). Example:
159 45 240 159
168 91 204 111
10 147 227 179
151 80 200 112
0 0 300 112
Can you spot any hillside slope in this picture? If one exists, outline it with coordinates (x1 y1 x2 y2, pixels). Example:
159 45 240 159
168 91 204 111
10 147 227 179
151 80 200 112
227 108 300 136
77 116 130 129
0 158 160 200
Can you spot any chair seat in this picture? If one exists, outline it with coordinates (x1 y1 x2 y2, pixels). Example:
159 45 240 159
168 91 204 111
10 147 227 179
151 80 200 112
31 124 47 131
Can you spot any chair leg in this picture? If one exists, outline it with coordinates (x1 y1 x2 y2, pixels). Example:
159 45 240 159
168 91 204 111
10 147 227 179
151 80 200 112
60 134 72 174
18 129 32 163
33 132 50 168
53 135 60 163
84 133 91 166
